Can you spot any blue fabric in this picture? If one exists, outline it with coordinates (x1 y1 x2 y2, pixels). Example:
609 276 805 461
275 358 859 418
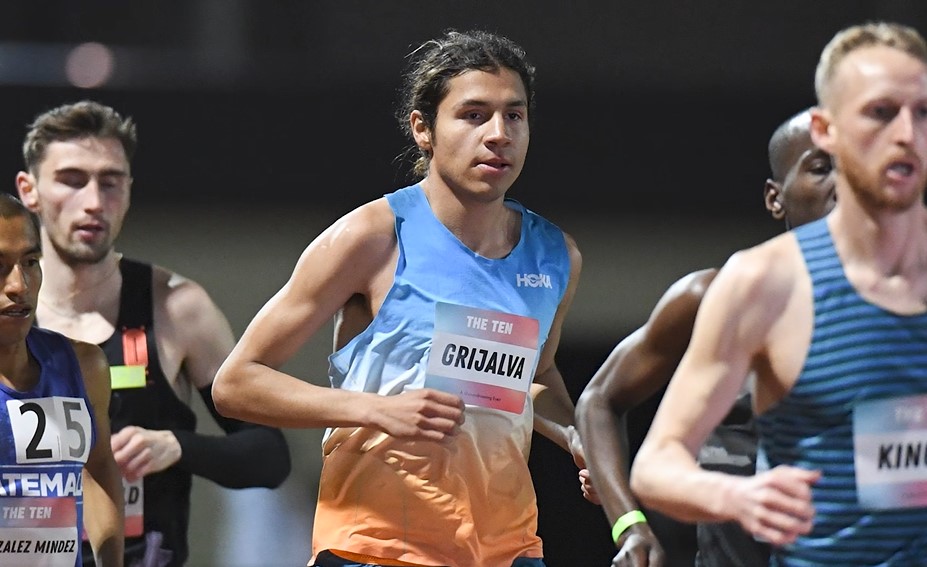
328 183 570 397
0 327 95 567
756 217 927 566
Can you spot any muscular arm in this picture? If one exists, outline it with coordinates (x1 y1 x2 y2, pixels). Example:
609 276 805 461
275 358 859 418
630 241 819 546
212 200 464 440
574 269 715 556
532 233 582 453
77 341 124 567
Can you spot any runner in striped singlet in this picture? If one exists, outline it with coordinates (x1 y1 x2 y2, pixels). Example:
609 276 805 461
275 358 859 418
632 21 927 566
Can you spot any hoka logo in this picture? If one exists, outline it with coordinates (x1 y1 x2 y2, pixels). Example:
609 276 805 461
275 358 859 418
516 273 552 288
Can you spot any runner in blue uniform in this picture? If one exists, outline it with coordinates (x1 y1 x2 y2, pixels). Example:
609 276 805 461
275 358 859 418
0 193 123 566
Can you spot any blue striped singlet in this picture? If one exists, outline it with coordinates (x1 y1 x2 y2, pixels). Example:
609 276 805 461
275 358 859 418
755 217 927 566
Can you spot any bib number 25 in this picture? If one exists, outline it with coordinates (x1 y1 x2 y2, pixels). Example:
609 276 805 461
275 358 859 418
6 396 92 464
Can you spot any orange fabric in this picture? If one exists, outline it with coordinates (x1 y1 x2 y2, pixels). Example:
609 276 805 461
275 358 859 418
311 405 542 567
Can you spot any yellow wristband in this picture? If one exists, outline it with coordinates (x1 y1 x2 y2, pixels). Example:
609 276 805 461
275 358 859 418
611 509 647 544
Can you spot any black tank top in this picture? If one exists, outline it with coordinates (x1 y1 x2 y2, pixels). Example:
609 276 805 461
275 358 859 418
82 258 196 567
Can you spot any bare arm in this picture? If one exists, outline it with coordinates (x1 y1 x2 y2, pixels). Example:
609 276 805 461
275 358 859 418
110 269 291 488
574 269 715 563
212 200 464 440
532 232 582 453
77 340 124 567
630 242 819 547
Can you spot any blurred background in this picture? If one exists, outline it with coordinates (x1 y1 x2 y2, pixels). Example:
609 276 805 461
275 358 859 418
3 2 926 565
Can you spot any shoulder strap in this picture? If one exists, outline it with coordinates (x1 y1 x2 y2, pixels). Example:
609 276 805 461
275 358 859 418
99 257 154 375
115 258 154 330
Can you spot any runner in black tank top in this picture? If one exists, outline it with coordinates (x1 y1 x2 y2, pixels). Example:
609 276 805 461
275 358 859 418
17 101 291 567
81 259 291 566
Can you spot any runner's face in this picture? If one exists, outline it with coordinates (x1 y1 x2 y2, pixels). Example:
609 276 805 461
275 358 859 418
779 134 837 227
26 137 131 265
0 214 41 346
826 46 927 211
421 68 529 201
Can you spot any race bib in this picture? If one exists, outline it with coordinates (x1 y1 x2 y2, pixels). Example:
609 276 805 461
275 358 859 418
6 397 91 464
124 477 144 537
854 393 927 509
425 303 539 414
0 496 79 567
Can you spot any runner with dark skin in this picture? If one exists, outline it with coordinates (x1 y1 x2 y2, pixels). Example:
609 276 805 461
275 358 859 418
576 108 836 566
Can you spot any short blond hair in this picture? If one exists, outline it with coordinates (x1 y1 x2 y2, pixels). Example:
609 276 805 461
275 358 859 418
815 21 927 106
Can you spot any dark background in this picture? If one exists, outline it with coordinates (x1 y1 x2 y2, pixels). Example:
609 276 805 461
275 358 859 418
8 1 927 217
4 2 926 566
